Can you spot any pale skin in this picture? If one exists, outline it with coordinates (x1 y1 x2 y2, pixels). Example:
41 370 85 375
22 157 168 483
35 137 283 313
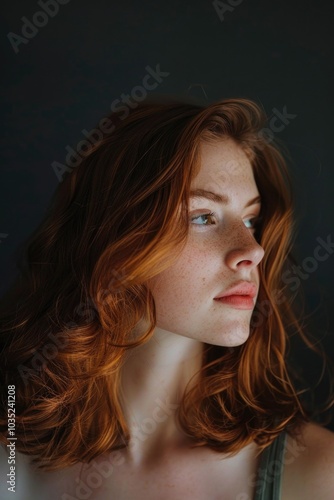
1 138 334 499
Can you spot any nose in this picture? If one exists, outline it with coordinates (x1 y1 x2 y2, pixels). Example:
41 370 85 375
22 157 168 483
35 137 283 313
224 222 265 270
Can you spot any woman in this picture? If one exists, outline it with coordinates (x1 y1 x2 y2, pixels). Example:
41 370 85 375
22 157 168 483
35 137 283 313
0 96 334 499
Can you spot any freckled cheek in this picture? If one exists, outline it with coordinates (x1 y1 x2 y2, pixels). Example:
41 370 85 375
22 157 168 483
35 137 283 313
150 245 216 307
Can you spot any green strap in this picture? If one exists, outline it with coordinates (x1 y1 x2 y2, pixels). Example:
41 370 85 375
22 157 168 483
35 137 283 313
253 431 287 500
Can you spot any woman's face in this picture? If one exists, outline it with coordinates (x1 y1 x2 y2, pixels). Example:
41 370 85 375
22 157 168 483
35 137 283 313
148 138 265 347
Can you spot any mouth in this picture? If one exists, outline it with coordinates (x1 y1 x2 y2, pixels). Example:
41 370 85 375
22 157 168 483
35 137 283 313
213 281 257 309
213 295 255 310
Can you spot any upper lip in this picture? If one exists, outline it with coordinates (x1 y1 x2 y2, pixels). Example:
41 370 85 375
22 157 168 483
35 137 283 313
214 281 258 299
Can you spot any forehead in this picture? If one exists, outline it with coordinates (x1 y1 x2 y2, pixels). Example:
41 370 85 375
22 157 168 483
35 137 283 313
191 138 258 197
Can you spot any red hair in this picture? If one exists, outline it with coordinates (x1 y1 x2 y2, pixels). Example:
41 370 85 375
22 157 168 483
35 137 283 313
0 96 332 470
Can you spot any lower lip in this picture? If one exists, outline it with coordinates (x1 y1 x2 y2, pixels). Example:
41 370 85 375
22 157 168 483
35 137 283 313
214 295 255 310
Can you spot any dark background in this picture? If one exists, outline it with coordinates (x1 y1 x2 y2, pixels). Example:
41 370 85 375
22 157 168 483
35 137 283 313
1 0 333 429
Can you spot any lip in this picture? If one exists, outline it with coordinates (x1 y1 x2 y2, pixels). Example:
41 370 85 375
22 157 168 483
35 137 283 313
214 281 258 300
214 295 255 310
213 281 257 310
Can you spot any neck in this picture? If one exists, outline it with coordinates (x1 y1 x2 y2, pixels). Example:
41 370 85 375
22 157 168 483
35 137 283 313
118 324 204 467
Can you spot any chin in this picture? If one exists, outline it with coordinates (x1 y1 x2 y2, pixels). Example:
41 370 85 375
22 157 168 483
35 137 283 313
212 325 251 347
227 336 250 347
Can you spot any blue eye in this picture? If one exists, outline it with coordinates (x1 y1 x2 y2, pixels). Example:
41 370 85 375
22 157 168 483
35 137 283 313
244 217 261 230
191 212 216 225
190 213 262 229
244 218 254 228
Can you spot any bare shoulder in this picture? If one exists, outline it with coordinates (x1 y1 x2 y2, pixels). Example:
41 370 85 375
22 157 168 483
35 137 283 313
282 421 334 500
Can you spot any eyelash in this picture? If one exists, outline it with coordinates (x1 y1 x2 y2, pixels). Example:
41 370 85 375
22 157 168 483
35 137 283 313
190 212 262 230
190 212 216 225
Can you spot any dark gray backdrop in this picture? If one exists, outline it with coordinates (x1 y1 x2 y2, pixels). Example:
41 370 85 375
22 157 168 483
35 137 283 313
1 0 333 429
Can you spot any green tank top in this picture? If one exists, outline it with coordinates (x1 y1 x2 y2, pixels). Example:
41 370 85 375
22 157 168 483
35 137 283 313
253 431 287 500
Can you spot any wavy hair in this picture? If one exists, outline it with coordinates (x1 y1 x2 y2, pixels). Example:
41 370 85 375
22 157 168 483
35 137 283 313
0 95 332 470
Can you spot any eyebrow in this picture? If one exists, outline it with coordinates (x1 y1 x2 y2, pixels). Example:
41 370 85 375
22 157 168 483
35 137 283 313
189 189 261 208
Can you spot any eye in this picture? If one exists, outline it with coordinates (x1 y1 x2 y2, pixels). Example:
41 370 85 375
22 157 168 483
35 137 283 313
190 212 216 225
243 216 262 231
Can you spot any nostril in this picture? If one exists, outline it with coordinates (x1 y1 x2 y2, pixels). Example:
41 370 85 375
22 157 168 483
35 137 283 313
237 259 253 267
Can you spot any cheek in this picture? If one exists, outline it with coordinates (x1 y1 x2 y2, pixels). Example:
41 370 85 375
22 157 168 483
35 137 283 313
149 244 215 309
